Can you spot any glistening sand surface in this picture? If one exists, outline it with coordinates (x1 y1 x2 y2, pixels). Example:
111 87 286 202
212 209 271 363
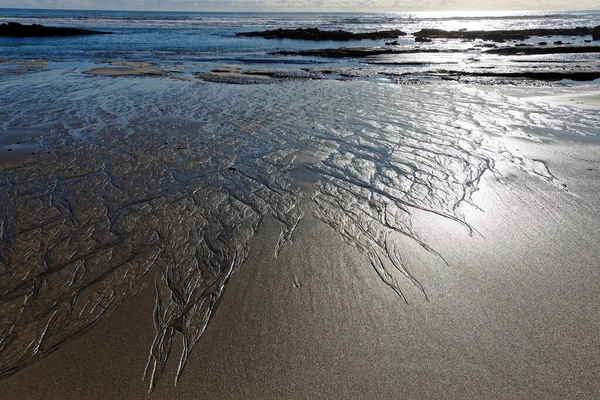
1 155 599 399
0 71 599 398
528 92 600 110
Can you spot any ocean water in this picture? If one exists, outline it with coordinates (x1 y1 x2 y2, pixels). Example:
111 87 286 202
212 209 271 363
1 8 599 67
1 8 600 393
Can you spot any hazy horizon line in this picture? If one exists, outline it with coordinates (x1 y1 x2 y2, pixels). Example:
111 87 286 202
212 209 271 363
1 6 599 13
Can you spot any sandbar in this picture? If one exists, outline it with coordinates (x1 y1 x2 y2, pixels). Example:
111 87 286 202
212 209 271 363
84 61 182 76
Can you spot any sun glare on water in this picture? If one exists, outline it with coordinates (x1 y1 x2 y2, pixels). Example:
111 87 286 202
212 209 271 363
402 9 545 31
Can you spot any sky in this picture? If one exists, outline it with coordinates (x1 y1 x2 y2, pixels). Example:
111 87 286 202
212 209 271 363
0 0 598 12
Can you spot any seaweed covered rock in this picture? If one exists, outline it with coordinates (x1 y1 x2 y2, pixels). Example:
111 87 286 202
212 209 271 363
485 46 600 55
0 22 111 37
414 26 600 42
273 47 452 58
236 28 406 41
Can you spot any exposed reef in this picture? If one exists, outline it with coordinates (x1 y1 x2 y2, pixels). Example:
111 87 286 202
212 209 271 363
0 22 111 37
236 28 406 41
485 45 600 55
193 65 320 84
272 41 600 64
427 70 600 82
84 61 182 77
413 26 600 42
273 47 453 58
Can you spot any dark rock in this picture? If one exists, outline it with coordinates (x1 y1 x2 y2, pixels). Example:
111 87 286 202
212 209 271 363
415 36 432 43
236 28 406 41
385 40 399 46
414 26 600 42
273 47 453 58
440 70 600 82
554 40 563 45
539 42 547 45
486 46 600 56
0 22 111 37
592 26 600 40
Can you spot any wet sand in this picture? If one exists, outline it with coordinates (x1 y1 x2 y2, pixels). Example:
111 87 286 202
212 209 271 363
0 133 599 399
529 92 600 110
0 74 599 398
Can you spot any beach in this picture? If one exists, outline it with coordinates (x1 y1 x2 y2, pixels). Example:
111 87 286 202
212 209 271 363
0 129 599 399
0 72 599 398
1 8 600 399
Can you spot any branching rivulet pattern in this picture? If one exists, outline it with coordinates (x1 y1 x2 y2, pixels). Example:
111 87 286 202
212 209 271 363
1 75 596 391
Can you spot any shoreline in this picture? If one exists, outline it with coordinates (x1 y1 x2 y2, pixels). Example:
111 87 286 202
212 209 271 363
3 58 600 85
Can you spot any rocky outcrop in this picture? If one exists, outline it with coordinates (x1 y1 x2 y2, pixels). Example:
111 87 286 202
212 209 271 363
414 26 600 42
236 28 406 41
273 47 452 58
592 26 600 41
437 70 600 82
485 46 600 55
0 22 111 37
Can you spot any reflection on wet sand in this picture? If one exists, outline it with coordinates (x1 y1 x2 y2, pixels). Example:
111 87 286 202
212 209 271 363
1 75 597 391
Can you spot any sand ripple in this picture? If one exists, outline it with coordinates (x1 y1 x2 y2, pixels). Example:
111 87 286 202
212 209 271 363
1 74 597 390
